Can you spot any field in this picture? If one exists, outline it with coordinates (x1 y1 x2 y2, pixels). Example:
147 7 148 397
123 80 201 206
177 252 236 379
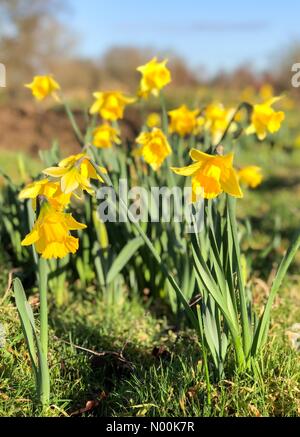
1 69 300 417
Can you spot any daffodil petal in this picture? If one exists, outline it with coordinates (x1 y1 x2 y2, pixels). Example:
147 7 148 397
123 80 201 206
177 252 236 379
21 230 39 246
221 168 243 198
189 149 211 163
171 161 202 176
19 184 41 200
43 167 68 178
61 168 80 194
65 215 87 230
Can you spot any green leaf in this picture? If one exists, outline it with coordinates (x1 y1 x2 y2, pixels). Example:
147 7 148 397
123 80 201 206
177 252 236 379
13 278 38 376
252 230 300 355
227 196 251 356
106 237 144 284
93 241 106 288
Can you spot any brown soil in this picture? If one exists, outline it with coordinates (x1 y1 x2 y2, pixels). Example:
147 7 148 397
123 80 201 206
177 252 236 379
0 105 141 156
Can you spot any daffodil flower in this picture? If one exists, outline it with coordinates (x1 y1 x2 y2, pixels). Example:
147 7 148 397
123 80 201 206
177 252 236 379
168 105 200 137
259 84 274 101
25 75 60 101
19 179 71 210
246 97 285 140
204 103 237 145
171 149 243 201
135 128 172 171
137 58 171 99
238 166 263 188
92 124 121 149
43 153 107 194
146 112 161 129
21 203 87 259
90 91 135 121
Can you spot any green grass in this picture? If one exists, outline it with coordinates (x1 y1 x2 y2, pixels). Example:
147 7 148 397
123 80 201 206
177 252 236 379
0 150 42 184
1 278 300 417
0 144 300 417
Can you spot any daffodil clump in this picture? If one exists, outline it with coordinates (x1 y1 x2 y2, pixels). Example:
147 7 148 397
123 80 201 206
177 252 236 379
18 59 296 410
20 153 107 259
23 61 286 262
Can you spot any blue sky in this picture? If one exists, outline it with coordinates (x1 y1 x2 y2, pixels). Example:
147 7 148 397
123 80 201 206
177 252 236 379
66 0 300 74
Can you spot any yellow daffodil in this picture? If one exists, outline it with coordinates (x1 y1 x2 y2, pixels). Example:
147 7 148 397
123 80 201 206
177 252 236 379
19 179 71 210
43 153 107 194
90 91 135 121
21 203 87 259
92 124 121 149
137 58 171 99
241 86 256 103
238 166 263 188
168 105 200 137
259 84 274 101
195 116 205 134
135 128 172 171
146 112 161 128
246 97 285 140
25 75 60 101
171 149 243 201
204 103 236 144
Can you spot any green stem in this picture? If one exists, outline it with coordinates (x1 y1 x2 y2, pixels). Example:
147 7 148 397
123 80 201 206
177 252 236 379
196 305 211 407
61 96 85 147
38 257 50 406
227 196 251 358
232 335 246 370
159 92 169 136
90 154 198 330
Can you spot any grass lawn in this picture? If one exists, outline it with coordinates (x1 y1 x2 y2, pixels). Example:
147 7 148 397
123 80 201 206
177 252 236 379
0 145 300 417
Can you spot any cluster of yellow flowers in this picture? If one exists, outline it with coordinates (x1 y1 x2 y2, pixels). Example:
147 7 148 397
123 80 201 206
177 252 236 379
22 57 285 258
20 154 107 259
89 57 171 149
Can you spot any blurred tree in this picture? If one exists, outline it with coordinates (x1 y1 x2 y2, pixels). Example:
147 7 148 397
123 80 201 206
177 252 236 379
168 56 199 87
53 58 102 98
101 46 154 90
0 0 74 96
211 65 258 90
100 46 199 91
